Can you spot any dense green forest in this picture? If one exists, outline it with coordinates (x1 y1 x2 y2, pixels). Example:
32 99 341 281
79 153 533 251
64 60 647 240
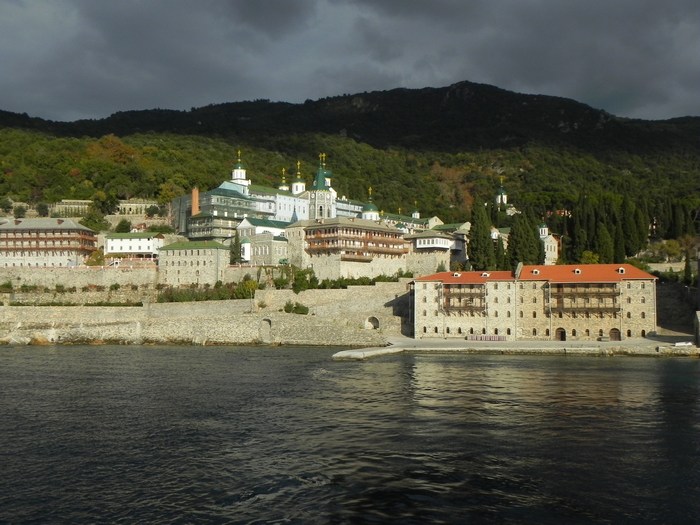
0 81 698 265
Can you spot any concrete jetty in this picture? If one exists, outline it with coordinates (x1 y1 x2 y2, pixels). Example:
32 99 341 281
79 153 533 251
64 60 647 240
332 334 700 360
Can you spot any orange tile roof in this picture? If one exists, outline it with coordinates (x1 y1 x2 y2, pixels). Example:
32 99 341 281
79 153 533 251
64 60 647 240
518 264 656 283
415 270 514 284
415 264 655 284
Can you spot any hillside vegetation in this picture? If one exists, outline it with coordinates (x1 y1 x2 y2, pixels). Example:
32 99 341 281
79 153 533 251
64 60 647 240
0 81 698 251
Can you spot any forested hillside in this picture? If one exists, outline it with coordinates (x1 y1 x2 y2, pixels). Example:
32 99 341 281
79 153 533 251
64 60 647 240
0 80 698 264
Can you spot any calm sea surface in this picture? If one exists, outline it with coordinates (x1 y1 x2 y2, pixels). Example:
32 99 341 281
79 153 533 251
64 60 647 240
1 345 699 524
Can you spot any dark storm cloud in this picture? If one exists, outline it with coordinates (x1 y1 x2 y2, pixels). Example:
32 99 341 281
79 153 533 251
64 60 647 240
0 0 698 121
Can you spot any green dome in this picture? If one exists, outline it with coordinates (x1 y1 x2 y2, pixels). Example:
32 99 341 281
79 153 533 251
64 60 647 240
363 201 378 212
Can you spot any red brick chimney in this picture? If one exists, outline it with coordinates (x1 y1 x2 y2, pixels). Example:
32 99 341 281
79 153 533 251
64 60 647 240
191 187 200 216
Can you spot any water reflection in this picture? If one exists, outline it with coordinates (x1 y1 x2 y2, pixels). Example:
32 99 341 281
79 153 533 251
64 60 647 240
1 346 699 523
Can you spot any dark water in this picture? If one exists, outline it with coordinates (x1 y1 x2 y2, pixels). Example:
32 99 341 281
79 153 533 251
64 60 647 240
1 346 699 524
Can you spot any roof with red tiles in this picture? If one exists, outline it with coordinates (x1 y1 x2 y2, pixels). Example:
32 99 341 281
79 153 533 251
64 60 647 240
518 264 656 283
415 264 655 284
414 270 514 284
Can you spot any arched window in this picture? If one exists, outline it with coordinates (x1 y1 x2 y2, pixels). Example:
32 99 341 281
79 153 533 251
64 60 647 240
533 328 537 336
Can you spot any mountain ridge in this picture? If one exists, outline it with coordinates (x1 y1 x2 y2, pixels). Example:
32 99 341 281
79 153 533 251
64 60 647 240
1 80 698 154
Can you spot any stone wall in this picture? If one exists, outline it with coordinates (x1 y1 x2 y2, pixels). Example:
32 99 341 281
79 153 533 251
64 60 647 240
0 282 412 347
304 251 448 281
0 266 159 289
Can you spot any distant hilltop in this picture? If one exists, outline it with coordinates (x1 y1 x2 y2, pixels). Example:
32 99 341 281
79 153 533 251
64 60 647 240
1 80 699 153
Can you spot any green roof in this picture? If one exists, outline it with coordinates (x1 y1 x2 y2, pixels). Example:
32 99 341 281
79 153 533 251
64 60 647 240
160 240 228 251
242 217 290 229
249 184 292 197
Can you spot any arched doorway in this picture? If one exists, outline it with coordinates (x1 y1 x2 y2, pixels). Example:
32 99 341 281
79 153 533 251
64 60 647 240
364 316 380 330
259 318 272 343
555 327 567 341
609 328 621 341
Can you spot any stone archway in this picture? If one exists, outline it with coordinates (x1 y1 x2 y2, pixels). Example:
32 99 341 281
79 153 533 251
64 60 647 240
609 328 621 341
555 327 567 341
365 316 380 330
259 318 272 343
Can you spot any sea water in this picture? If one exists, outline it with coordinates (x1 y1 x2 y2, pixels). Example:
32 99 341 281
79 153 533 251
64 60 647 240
1 345 699 524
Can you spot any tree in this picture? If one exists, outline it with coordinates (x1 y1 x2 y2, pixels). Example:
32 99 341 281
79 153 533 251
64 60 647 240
91 190 119 215
683 249 693 285
595 222 614 263
13 205 26 219
230 231 243 264
495 236 507 270
613 219 626 264
145 205 160 218
79 206 111 232
114 219 132 233
580 250 599 264
36 202 49 217
506 213 541 269
0 197 13 213
467 204 495 270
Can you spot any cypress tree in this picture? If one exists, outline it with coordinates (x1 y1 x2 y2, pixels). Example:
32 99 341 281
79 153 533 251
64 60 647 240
495 236 506 270
467 204 496 270
596 222 614 263
507 213 541 269
622 197 640 257
613 220 626 263
230 231 242 264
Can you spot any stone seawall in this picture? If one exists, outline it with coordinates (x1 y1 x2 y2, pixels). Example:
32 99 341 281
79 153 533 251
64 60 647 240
0 281 411 347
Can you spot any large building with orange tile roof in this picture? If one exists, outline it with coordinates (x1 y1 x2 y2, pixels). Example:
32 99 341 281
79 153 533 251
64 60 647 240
412 263 657 342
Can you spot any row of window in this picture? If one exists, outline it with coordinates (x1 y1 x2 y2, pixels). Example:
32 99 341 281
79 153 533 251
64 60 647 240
424 309 647 319
163 260 212 267
421 326 648 338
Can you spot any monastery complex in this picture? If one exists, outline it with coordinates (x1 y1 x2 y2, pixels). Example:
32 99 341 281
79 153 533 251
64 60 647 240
0 152 667 344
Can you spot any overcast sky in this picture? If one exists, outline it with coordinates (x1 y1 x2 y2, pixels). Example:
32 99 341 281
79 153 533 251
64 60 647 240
1 0 698 122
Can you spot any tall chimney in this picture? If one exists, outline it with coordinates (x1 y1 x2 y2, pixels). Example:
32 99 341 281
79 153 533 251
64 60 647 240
191 187 200 216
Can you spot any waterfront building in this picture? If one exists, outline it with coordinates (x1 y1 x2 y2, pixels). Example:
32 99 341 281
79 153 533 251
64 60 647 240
158 240 230 286
413 263 657 341
0 218 97 267
104 232 165 261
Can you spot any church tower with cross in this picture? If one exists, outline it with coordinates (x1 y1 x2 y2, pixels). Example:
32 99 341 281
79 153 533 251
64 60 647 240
308 153 337 220
230 150 251 195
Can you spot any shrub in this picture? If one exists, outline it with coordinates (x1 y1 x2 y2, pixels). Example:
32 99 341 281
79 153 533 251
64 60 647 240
109 283 121 291
284 300 309 314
